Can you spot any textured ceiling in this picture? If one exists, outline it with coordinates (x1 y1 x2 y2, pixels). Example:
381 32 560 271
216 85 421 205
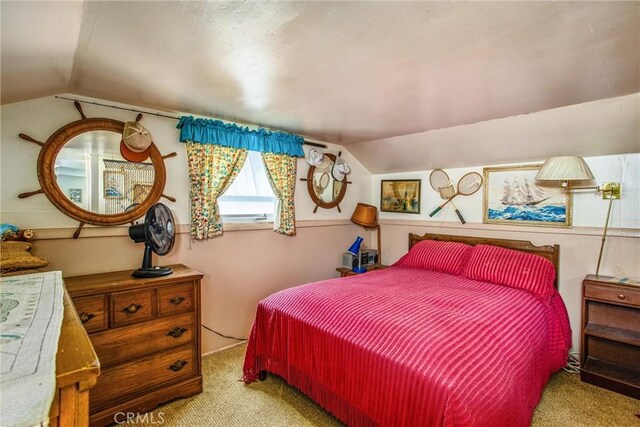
1 1 639 146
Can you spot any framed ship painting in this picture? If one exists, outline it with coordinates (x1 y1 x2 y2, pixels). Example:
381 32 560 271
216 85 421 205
483 164 572 228
381 179 421 214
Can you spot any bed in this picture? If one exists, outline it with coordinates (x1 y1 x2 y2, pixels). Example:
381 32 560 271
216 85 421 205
243 233 571 426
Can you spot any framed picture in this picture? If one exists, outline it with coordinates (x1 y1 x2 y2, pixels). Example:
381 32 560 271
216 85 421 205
68 188 82 203
483 164 572 228
380 179 421 214
103 170 125 199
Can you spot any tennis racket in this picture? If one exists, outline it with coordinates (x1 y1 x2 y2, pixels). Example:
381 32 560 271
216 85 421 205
438 185 466 224
429 172 483 217
429 169 465 223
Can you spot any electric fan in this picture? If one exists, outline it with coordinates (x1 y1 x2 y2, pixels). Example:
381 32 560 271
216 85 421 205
128 203 175 278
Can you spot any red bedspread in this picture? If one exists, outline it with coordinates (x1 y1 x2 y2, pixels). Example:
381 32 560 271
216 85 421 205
243 266 571 426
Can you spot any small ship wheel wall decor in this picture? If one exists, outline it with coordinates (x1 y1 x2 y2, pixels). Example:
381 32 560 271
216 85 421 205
18 101 176 238
300 152 351 213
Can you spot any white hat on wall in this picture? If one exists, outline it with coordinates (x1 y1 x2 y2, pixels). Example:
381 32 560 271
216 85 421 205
305 148 324 166
306 148 333 170
332 156 351 181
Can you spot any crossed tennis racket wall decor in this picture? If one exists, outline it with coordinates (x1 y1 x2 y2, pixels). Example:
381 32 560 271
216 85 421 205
428 169 483 224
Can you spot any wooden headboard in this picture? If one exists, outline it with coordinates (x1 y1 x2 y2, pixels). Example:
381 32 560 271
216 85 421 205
408 233 560 288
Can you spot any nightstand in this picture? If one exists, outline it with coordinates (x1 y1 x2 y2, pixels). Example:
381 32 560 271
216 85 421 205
580 275 640 399
336 264 388 277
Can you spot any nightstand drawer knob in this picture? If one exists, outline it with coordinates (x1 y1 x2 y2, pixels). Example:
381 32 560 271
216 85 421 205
618 293 626 300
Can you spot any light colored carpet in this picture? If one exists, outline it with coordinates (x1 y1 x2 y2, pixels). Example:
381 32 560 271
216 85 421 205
137 343 639 426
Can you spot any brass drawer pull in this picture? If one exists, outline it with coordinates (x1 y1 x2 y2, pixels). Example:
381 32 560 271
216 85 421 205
79 312 95 323
168 360 188 372
618 293 626 300
167 327 188 338
122 303 142 314
169 296 186 305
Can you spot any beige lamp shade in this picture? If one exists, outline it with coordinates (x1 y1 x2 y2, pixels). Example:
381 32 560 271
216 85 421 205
351 203 378 227
536 156 595 182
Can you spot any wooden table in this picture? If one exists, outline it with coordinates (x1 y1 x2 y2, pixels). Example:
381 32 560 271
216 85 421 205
48 289 100 426
336 264 388 277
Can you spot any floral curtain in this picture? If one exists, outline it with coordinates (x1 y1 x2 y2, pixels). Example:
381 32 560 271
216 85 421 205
186 142 247 239
180 116 303 238
261 152 298 235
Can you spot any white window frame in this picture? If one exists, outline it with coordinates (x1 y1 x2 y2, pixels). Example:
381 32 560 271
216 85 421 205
219 151 276 223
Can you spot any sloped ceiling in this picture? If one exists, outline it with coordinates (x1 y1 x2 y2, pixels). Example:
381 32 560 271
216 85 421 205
2 2 639 155
1 1 83 102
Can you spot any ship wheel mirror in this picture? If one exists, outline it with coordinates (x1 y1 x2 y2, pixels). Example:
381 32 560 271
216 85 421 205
17 101 177 238
300 152 351 213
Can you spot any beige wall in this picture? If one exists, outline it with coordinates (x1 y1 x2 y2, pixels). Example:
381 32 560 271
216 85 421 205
372 154 640 352
2 94 639 356
1 95 373 354
1 95 372 227
32 222 363 353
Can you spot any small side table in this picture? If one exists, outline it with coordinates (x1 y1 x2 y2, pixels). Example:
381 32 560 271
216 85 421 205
336 264 388 278
580 274 639 399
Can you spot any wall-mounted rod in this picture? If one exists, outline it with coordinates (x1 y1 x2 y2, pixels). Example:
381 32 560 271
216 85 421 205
56 96 180 120
54 96 327 149
303 141 327 148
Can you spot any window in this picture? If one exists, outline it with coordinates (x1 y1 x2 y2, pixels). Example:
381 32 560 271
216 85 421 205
219 151 275 221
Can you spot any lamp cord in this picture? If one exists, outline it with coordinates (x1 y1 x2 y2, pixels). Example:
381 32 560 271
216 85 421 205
201 324 247 341
563 352 581 374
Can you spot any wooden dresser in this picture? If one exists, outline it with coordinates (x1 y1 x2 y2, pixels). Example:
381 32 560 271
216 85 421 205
581 275 640 399
64 264 203 426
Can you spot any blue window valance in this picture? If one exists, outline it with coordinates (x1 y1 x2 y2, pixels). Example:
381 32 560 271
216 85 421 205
177 116 305 157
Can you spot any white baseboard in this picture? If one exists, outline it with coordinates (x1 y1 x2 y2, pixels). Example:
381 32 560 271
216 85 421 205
201 340 247 357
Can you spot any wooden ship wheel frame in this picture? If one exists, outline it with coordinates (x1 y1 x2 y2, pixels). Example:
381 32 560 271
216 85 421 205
18 101 177 238
300 152 351 213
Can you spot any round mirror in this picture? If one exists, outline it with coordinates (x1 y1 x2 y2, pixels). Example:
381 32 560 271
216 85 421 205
38 118 166 226
312 158 334 203
55 130 156 215
306 153 347 211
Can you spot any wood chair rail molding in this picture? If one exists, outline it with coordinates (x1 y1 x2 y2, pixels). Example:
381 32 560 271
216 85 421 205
18 102 176 238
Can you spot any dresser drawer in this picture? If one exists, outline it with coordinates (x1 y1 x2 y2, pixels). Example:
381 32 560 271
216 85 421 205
90 344 195 411
585 283 640 306
111 289 155 327
73 295 107 333
91 312 195 367
158 283 194 316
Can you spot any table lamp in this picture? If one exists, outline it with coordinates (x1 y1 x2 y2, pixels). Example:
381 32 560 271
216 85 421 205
536 156 621 276
347 236 366 273
350 203 381 265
